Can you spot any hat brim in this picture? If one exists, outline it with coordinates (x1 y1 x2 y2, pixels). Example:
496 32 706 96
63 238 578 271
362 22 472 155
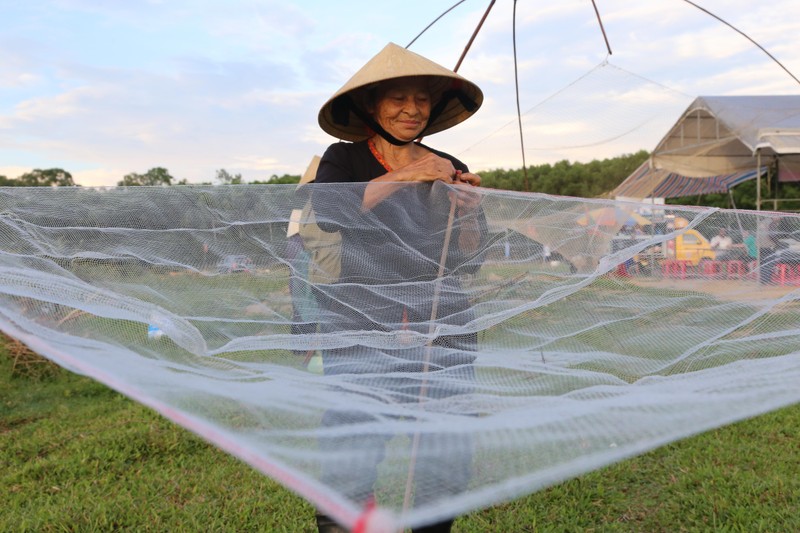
318 43 483 142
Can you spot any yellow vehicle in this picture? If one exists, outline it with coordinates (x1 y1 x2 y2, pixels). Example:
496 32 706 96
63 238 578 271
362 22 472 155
666 228 716 266
614 217 716 275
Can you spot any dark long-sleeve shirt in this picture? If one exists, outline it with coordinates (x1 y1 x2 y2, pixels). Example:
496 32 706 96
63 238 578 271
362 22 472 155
310 140 486 378
312 141 487 285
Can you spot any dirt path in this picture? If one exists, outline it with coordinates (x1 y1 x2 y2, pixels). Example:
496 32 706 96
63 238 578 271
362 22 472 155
626 275 799 301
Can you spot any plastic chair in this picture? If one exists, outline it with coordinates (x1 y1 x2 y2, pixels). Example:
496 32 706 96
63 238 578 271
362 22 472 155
726 260 744 279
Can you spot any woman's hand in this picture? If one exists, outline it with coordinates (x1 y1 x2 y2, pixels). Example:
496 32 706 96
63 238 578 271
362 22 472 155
363 152 480 211
392 153 458 183
450 172 483 252
452 172 482 213
455 171 480 187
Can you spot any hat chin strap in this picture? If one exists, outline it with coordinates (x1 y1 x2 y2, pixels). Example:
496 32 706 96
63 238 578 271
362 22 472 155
331 88 478 146
332 94 412 146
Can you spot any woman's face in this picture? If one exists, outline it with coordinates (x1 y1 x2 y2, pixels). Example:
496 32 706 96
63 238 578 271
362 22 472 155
370 77 431 142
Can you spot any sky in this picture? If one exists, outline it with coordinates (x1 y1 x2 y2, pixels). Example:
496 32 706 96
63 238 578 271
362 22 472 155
2 0 800 187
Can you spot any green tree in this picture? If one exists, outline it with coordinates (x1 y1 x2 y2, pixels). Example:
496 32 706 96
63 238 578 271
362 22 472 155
0 175 15 186
480 150 650 197
251 173 301 185
216 169 243 185
118 167 175 186
16 168 75 187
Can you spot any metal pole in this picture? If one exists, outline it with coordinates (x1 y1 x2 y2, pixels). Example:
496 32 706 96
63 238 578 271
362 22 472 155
401 195 458 520
402 3 496 516
756 151 762 211
454 0 495 72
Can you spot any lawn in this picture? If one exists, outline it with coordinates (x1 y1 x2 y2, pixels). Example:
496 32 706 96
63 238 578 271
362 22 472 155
3 336 799 532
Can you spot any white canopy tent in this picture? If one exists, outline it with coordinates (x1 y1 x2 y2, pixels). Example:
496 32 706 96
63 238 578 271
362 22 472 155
614 95 800 209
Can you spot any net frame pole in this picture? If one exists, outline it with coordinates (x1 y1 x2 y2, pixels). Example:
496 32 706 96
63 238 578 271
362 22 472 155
399 3 496 524
400 195 458 525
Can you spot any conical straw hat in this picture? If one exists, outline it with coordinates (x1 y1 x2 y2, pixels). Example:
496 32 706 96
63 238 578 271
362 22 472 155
318 42 483 142
299 154 320 185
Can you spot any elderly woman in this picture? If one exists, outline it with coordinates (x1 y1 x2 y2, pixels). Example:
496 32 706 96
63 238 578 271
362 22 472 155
310 43 488 533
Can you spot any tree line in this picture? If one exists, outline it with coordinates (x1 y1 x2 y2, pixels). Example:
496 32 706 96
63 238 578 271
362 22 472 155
0 168 77 187
479 150 649 196
0 167 302 187
4 152 800 211
0 153 651 193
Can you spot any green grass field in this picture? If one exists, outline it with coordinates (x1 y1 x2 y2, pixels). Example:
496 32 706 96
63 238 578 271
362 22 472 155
2 340 799 533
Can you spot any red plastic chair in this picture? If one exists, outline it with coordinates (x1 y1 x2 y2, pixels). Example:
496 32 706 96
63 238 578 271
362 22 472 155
772 263 790 285
726 260 744 279
701 260 721 277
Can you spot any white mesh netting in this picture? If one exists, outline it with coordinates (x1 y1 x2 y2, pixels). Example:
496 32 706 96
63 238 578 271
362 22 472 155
2 183 800 531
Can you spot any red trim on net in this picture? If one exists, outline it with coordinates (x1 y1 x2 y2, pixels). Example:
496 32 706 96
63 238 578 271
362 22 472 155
352 496 376 533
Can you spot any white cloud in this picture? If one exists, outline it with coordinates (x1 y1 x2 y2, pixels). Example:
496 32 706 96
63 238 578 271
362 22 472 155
228 155 281 171
3 0 800 186
11 86 99 122
0 71 42 89
231 89 310 108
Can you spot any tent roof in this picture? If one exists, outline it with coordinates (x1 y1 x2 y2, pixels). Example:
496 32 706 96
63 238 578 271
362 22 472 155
613 161 762 199
650 95 800 177
612 95 800 199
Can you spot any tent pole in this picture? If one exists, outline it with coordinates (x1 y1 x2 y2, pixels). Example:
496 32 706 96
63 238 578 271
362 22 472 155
773 156 779 211
729 189 746 240
756 151 762 211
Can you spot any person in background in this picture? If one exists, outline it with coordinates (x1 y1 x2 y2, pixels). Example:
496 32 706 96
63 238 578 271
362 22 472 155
286 210 318 359
710 228 734 260
757 217 781 284
310 42 488 533
286 159 323 361
743 230 757 261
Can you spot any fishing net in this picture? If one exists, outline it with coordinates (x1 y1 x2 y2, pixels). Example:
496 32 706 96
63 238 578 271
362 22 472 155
2 183 799 532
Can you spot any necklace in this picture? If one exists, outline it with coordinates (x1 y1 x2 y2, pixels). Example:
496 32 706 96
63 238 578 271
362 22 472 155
367 138 393 172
